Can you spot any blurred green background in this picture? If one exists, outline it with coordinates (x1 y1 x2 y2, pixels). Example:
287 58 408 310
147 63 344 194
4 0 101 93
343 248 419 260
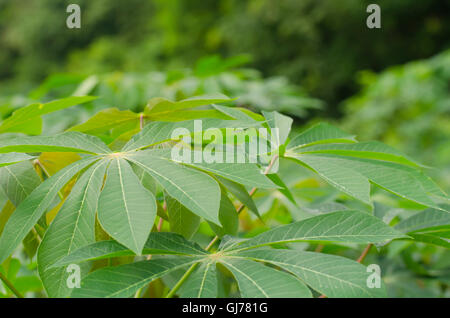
0 0 450 298
1 0 448 187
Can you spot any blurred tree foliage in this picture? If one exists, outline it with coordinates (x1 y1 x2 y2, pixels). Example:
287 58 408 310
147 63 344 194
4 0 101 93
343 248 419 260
1 0 449 109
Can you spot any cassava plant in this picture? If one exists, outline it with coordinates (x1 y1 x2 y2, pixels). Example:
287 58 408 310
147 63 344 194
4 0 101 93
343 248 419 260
0 94 448 298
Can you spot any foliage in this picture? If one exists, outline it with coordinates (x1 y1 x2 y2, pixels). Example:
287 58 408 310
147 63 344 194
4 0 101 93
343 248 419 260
1 0 449 107
0 94 448 298
342 50 450 190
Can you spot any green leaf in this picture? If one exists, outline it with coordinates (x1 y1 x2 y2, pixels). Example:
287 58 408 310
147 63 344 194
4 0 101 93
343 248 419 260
298 141 422 168
295 155 371 204
38 160 109 297
217 177 260 217
68 108 140 135
221 258 312 298
229 210 406 251
0 132 111 155
208 189 239 237
266 174 296 205
0 157 97 264
408 231 450 249
179 261 218 298
289 153 442 208
126 151 221 224
71 257 202 298
395 207 450 233
50 232 207 269
0 161 41 206
166 194 200 240
262 110 293 148
236 249 386 298
0 96 97 134
122 118 258 152
144 94 234 118
147 109 233 122
98 158 157 255
0 153 34 167
184 159 276 189
288 123 356 149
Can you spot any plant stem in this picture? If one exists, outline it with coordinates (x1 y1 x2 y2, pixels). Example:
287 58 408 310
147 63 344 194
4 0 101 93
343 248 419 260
165 154 279 298
0 272 24 298
139 113 144 130
356 243 372 263
165 262 199 298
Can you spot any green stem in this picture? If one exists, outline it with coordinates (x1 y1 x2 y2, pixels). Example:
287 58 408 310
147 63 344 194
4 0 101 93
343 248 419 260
165 154 279 298
0 272 24 298
165 263 199 298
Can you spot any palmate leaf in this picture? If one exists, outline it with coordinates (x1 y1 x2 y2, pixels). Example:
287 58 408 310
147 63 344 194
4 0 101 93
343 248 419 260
0 132 112 155
70 212 402 297
0 157 98 264
235 249 386 297
226 210 406 252
0 153 35 167
50 232 208 269
0 96 97 134
286 124 446 208
38 160 108 297
98 158 157 255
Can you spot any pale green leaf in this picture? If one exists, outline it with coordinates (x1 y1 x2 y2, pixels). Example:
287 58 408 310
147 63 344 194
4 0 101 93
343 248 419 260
288 123 356 149
0 132 111 155
126 152 221 224
395 207 450 234
0 157 97 264
262 110 293 147
98 158 157 254
295 155 371 204
236 249 386 298
71 257 202 298
221 258 312 298
0 96 97 134
38 160 108 297
229 210 406 251
144 94 234 117
166 194 200 240
50 232 207 269
179 261 218 298
68 108 139 135
0 161 41 206
208 189 239 237
217 177 260 217
0 153 34 167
